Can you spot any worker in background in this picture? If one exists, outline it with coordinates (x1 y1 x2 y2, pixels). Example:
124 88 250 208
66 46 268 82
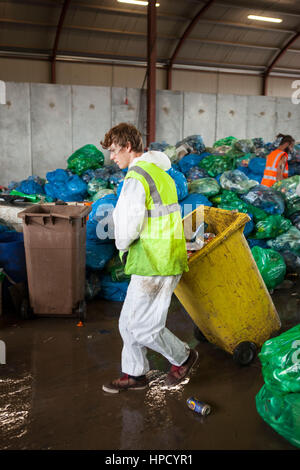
261 135 295 187
100 123 198 394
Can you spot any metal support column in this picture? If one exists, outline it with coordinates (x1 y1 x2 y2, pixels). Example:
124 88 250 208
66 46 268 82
147 0 157 147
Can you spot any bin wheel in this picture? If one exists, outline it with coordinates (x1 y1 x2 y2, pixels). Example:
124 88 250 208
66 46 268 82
20 298 32 320
194 325 208 343
78 300 87 322
233 342 257 366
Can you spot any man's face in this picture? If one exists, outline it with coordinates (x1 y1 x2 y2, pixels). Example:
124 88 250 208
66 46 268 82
108 142 131 169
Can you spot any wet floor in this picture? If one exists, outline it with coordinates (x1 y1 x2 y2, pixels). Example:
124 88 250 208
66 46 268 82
0 277 299 450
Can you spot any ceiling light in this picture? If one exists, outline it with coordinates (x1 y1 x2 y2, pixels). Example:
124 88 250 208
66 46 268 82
248 15 282 23
118 0 160 6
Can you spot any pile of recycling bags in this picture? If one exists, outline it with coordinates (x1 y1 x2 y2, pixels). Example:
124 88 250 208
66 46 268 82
3 134 300 302
256 324 300 448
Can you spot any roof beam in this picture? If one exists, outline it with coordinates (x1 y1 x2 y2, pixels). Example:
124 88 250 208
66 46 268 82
214 1 300 19
51 0 71 83
167 0 215 89
263 31 300 95
195 18 295 34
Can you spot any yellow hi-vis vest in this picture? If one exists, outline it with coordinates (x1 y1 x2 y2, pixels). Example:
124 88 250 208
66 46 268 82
121 160 189 276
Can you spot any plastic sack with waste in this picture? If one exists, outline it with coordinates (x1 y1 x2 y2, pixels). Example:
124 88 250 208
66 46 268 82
86 241 116 270
198 154 235 177
108 170 125 188
180 193 212 218
87 194 117 243
212 145 232 155
247 238 268 250
149 141 169 151
44 169 87 202
82 167 113 183
185 167 209 181
252 137 265 149
251 246 286 290
67 144 104 176
213 136 237 148
85 270 102 300
267 227 300 256
105 256 131 282
87 177 108 196
92 188 115 202
220 170 258 194
240 185 285 215
258 324 300 394
178 153 208 175
210 189 240 205
176 135 205 155
15 175 45 195
256 385 300 448
167 167 188 201
233 139 256 154
273 176 300 218
290 212 300 231
254 215 292 239
248 157 266 176
163 145 178 163
98 274 129 302
188 177 220 198
281 250 300 274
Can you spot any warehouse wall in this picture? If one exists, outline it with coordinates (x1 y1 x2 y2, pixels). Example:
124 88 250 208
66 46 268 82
0 81 300 186
0 57 298 97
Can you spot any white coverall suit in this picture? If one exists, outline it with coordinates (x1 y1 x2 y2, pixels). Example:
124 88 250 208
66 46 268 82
113 151 190 377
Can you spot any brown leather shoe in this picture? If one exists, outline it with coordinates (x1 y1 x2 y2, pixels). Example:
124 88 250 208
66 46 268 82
165 349 199 386
102 374 148 394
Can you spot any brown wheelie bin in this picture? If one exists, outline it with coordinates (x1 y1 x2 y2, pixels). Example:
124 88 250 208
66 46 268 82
18 204 91 320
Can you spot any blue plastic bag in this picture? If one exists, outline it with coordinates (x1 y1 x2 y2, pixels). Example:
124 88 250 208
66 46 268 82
87 194 117 243
98 274 129 301
240 185 285 215
16 178 45 195
176 135 205 155
248 157 266 176
185 167 209 181
167 167 188 202
178 153 208 175
180 193 212 218
247 238 268 249
44 169 87 202
86 241 116 270
244 213 254 237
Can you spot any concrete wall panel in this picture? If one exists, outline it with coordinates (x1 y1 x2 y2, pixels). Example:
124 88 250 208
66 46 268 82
183 92 217 147
72 85 111 163
247 96 277 143
112 87 146 146
275 97 300 139
155 90 183 145
30 83 72 178
0 82 31 186
216 94 248 141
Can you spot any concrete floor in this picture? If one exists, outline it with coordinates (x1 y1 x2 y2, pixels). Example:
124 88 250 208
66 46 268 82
0 278 299 451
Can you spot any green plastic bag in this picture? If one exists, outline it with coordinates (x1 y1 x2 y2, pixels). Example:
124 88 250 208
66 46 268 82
188 178 220 197
254 215 292 239
198 155 235 177
218 199 249 213
273 176 300 218
267 227 300 256
87 178 108 196
210 189 240 205
258 324 300 394
245 204 268 223
213 136 237 148
9 189 41 203
67 144 104 176
105 255 131 282
251 246 286 290
256 385 300 448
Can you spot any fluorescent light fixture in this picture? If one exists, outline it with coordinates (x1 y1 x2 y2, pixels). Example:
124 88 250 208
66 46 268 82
117 0 160 6
248 15 282 23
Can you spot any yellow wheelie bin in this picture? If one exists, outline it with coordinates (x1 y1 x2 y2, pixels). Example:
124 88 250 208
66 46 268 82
174 206 281 365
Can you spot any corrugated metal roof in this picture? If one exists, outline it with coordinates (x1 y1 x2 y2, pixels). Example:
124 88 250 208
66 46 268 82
0 0 299 77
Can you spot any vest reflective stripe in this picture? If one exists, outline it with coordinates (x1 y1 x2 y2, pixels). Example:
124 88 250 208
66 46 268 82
129 165 163 205
270 151 285 170
147 202 181 218
262 175 276 181
128 165 181 218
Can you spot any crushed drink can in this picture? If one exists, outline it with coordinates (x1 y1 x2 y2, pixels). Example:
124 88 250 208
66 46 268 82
187 397 211 416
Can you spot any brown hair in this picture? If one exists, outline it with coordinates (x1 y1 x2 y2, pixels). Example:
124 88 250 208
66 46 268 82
280 135 295 146
100 123 144 153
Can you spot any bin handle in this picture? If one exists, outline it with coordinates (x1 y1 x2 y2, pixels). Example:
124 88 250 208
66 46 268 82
21 206 91 224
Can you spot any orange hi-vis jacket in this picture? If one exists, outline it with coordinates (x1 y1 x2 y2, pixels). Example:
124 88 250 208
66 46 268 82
261 149 289 187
